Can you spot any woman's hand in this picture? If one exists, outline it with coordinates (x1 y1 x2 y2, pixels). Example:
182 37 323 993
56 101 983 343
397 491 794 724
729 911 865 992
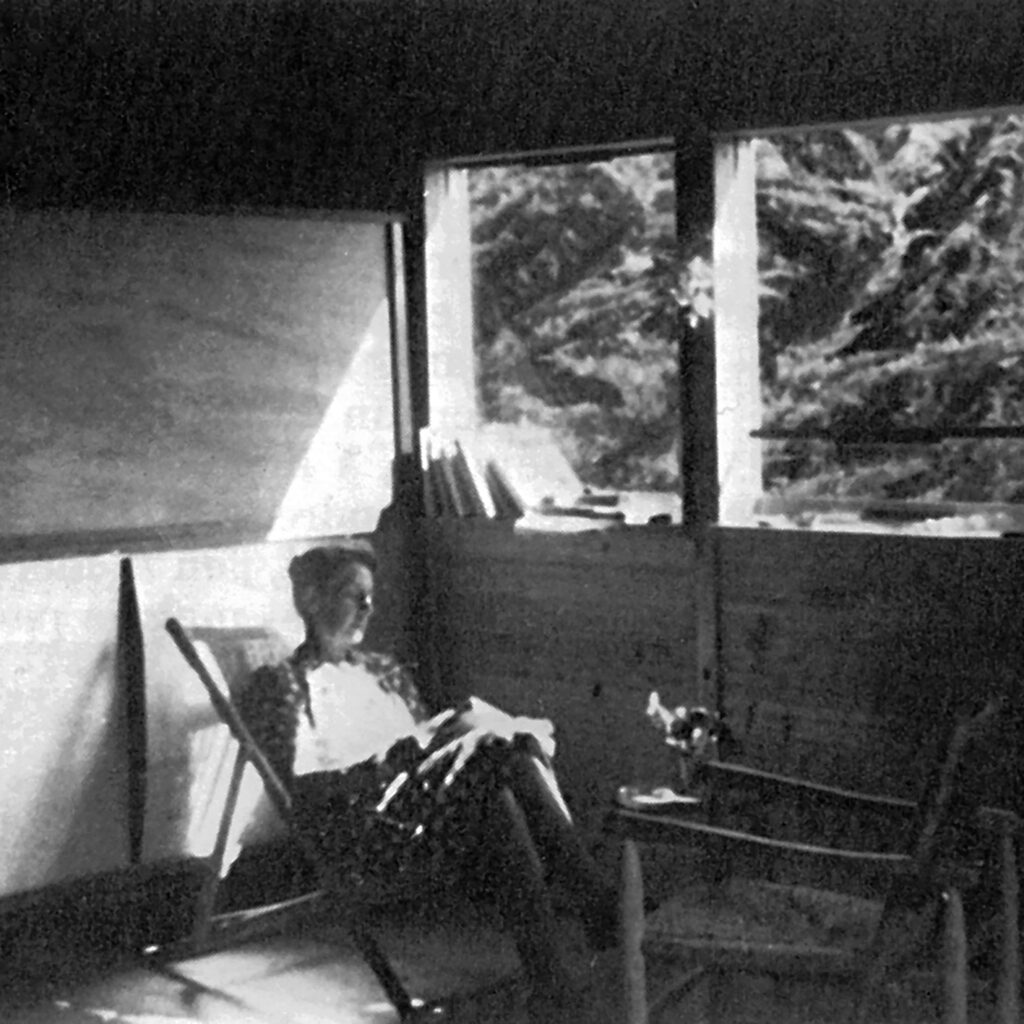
410 708 460 751
415 697 556 787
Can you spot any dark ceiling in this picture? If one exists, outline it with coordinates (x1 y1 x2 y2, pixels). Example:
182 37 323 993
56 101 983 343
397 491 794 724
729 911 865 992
3 0 1023 210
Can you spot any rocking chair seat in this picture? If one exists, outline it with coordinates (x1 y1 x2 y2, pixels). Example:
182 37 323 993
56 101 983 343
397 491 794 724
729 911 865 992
645 877 881 971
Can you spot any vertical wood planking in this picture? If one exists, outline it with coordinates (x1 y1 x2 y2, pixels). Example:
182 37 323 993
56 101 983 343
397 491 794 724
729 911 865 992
717 527 1024 799
422 521 695 831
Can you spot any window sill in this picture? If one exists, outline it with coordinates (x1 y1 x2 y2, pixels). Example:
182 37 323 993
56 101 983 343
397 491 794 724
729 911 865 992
729 504 1022 539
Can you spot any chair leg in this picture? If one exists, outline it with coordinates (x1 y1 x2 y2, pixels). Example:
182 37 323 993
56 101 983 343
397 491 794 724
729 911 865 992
942 886 968 1024
851 899 903 1024
191 750 248 950
997 830 1020 1024
490 786 570 997
621 838 648 1024
351 922 419 1020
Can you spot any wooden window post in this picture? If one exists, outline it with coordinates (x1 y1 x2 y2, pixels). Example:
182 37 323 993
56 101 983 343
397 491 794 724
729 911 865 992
678 129 722 708
423 164 478 437
713 138 762 526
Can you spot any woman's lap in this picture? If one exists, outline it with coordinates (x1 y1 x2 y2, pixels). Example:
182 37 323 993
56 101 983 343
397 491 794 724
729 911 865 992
290 743 520 887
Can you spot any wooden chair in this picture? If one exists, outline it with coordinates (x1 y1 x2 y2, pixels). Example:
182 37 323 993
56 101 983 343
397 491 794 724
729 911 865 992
164 616 522 1023
606 697 1022 1024
163 623 310 950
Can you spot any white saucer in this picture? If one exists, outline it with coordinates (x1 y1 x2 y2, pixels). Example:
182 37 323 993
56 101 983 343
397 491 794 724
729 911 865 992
615 785 702 811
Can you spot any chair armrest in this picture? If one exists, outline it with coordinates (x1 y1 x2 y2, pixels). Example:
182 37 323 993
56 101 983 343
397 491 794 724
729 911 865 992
702 762 920 854
606 806 916 897
608 808 910 868
975 806 1024 835
704 763 1020 840
704 761 917 817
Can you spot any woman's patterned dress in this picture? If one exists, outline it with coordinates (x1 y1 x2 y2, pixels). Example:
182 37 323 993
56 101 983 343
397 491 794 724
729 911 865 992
234 650 521 891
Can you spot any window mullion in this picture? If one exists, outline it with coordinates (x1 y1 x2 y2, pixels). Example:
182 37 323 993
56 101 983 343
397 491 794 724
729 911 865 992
423 165 477 437
713 139 762 526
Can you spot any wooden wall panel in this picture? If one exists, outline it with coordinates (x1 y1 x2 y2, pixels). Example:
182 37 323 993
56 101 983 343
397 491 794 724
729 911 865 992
418 520 1024 833
421 521 696 833
716 528 1024 805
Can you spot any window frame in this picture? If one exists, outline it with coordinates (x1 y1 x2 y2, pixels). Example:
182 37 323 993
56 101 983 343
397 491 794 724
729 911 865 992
420 139 688 530
712 107 1024 536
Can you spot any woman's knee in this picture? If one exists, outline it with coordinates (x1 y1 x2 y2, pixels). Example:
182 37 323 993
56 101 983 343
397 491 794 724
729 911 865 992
499 749 572 820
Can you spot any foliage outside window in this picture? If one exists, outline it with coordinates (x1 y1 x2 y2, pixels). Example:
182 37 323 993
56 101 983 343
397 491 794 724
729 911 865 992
465 153 683 524
440 118 1024 536
752 112 1024 534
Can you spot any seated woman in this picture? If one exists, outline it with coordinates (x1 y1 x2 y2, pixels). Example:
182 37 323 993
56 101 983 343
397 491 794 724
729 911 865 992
235 540 617 1005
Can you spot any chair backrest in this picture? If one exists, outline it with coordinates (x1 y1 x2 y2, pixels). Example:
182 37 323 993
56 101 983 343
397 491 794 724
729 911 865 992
690 694 1008 880
907 695 1006 877
167 617 310 948
166 618 294 822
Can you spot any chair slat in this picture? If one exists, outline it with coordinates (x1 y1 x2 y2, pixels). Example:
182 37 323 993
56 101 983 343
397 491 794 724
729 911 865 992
165 618 293 820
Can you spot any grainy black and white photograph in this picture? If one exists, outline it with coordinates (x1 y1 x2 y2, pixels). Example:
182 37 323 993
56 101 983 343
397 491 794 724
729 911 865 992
1 2 1023 1023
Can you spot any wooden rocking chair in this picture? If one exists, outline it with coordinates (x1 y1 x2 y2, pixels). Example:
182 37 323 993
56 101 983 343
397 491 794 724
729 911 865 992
164 616 523 1023
606 696 1022 1024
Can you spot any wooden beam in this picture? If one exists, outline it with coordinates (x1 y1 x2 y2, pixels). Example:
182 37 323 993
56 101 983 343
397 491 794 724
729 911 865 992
677 127 718 533
403 180 432 453
677 128 722 706
398 168 443 697
386 219 422 520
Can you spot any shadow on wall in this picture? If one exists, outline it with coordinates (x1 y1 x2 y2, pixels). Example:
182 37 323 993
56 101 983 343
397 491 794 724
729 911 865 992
24 643 128 885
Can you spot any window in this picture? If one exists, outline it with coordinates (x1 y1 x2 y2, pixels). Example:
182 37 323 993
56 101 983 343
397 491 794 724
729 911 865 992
715 111 1024 536
423 145 683 528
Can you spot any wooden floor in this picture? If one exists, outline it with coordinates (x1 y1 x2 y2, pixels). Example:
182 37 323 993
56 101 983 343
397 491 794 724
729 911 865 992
0 897 996 1024
0 897 616 1024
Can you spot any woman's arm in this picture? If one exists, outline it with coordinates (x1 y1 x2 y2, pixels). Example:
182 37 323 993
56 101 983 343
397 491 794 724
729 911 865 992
356 649 557 782
459 696 556 758
413 696 557 787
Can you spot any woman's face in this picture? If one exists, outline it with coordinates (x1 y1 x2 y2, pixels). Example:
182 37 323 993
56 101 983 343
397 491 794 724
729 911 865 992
310 561 375 663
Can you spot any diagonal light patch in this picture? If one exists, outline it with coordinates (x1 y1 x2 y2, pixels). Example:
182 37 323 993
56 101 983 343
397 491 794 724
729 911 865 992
269 299 394 541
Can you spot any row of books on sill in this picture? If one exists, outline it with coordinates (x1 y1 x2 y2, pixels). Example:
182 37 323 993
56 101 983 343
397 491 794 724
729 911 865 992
419 432 628 523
